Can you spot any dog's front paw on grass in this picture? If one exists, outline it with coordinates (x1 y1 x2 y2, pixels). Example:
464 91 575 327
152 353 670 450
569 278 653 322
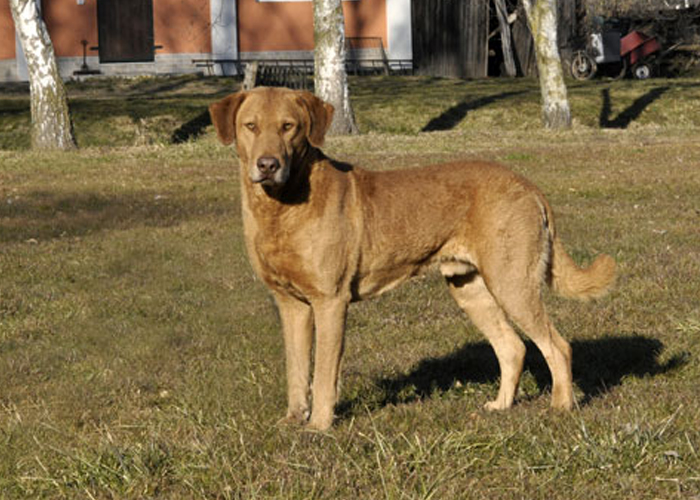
550 392 574 411
484 400 511 411
305 414 334 432
276 410 310 427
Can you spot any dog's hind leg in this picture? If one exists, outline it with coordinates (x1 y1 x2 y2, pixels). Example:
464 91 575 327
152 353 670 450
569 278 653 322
472 196 574 410
446 273 526 410
483 264 574 410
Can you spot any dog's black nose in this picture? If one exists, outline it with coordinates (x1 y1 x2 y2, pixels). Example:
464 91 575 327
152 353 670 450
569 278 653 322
257 157 280 176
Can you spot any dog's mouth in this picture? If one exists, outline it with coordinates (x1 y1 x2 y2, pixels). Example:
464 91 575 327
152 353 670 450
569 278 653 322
252 172 279 186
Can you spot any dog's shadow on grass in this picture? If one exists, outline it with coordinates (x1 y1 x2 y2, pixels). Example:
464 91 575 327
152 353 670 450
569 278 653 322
338 334 687 417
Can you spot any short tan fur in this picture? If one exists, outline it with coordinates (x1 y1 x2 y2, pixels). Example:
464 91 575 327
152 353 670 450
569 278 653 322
210 87 616 431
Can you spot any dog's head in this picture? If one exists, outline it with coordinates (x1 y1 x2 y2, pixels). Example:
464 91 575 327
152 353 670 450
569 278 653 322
209 87 334 188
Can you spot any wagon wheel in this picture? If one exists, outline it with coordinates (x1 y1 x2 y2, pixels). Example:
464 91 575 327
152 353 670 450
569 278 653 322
571 51 597 80
632 62 653 80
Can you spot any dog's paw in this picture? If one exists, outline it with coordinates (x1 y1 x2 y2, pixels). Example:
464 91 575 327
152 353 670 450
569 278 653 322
277 410 309 427
550 394 574 411
483 400 511 411
305 414 334 432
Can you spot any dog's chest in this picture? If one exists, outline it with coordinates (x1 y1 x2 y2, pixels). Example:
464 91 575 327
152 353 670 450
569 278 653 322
244 214 327 299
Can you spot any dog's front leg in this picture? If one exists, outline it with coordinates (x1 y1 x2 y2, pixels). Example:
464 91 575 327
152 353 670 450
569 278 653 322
275 293 314 425
307 298 348 431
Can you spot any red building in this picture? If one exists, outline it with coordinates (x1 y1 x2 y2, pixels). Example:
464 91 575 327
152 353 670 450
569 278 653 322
0 0 412 81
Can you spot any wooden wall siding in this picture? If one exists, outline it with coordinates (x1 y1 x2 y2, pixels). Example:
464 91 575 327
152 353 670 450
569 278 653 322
557 0 578 60
411 0 579 78
512 2 535 76
411 0 489 78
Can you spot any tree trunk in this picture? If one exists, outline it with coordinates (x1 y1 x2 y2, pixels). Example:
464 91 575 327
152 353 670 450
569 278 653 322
522 0 571 129
10 0 76 150
313 0 358 135
494 0 517 77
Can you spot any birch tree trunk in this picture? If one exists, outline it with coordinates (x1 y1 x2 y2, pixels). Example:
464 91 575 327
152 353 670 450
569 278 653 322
10 0 75 150
313 0 358 135
522 0 571 129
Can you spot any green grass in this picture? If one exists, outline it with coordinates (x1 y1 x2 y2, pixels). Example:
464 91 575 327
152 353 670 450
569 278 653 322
1 75 700 499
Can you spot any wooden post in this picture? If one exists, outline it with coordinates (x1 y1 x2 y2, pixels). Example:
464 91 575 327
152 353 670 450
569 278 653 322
242 61 259 90
494 0 517 77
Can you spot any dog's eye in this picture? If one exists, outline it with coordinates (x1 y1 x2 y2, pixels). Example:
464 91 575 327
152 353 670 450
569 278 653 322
244 123 257 132
282 122 295 132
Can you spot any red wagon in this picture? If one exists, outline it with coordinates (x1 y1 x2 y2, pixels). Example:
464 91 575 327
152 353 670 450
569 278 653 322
571 29 663 80
621 30 662 79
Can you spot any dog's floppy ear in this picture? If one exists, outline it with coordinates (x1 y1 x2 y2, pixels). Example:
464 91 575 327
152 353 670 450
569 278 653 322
209 92 247 145
296 91 335 148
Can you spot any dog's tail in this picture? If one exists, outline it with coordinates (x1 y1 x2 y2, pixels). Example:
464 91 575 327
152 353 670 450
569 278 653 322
537 193 616 301
549 237 616 300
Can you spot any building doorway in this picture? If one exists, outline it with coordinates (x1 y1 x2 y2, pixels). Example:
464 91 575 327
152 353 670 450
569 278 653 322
97 0 154 63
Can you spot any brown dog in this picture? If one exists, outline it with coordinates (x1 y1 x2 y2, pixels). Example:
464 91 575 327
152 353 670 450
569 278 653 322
209 87 615 431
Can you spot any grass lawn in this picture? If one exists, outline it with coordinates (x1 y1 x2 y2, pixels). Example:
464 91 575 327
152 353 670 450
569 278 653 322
1 75 699 499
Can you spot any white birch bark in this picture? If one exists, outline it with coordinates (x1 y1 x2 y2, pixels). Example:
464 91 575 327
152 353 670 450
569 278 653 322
313 0 358 135
10 0 75 149
522 0 572 129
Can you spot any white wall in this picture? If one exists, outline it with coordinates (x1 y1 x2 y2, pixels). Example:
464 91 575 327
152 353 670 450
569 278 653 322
386 0 412 61
210 0 238 75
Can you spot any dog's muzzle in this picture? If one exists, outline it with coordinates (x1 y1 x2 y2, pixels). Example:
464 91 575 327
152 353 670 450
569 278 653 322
252 156 289 186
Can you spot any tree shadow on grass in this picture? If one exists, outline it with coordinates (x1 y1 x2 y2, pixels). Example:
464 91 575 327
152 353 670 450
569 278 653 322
126 75 208 96
422 90 528 132
0 190 236 243
338 334 687 418
172 110 212 144
599 86 669 129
